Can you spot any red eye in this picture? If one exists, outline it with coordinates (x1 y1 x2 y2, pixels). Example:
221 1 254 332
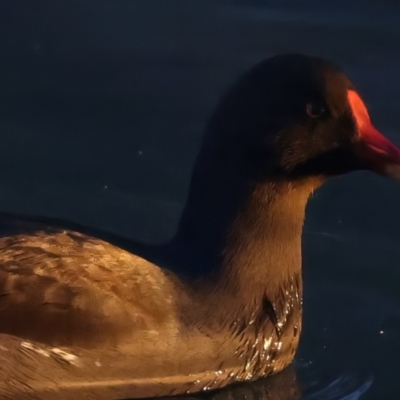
306 103 326 118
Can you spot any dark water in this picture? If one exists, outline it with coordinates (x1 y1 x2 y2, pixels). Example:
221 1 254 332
1 1 400 398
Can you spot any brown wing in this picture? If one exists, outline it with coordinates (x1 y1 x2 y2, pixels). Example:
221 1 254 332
0 228 178 348
0 223 227 398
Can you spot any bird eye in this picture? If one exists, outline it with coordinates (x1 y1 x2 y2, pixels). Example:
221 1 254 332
306 103 326 118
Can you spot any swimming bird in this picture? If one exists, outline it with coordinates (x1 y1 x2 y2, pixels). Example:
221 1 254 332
0 54 399 399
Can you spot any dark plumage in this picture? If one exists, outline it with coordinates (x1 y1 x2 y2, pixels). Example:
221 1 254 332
0 54 399 399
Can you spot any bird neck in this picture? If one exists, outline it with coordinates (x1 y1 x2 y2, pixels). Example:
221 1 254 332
176 158 320 308
216 181 310 297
